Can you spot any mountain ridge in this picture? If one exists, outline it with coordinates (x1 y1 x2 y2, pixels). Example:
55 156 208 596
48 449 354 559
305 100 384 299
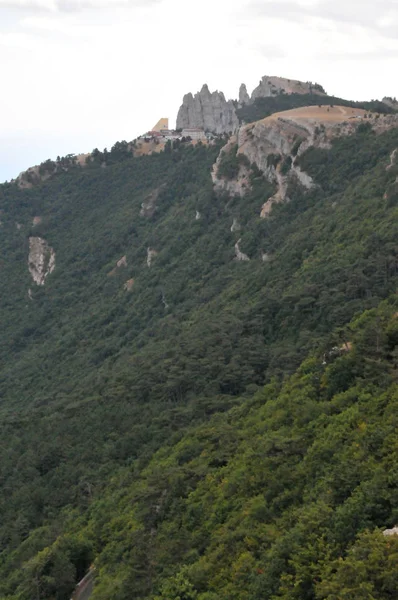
11 75 398 187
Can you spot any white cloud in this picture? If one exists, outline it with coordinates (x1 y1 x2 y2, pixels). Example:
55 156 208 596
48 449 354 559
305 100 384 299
0 0 159 10
0 0 56 8
247 0 398 36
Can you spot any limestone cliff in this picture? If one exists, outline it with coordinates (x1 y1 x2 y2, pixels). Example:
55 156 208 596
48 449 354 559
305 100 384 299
211 136 251 198
234 239 250 262
176 76 327 134
212 104 392 217
238 83 250 106
250 76 326 101
382 97 398 110
28 237 56 285
147 247 158 268
16 155 87 189
176 84 239 134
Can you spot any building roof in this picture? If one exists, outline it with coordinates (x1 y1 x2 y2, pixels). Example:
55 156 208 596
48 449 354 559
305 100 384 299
152 118 169 132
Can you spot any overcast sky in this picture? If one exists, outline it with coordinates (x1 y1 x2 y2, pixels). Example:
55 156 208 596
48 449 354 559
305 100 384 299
1 0 398 182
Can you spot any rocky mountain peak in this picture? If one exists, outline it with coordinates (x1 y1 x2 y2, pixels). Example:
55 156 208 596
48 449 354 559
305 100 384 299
383 96 398 109
239 83 250 105
176 85 239 134
176 75 328 134
251 76 326 100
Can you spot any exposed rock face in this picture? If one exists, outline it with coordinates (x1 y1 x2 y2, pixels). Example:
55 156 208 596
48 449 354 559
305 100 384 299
15 154 87 189
176 76 326 134
383 526 398 536
231 218 241 232
28 237 55 285
382 96 398 110
124 278 134 292
140 186 165 218
212 105 378 216
211 135 251 198
161 291 169 311
117 255 127 268
176 84 239 134
239 83 250 105
387 148 397 170
147 247 158 268
108 255 128 276
251 76 326 101
234 239 250 262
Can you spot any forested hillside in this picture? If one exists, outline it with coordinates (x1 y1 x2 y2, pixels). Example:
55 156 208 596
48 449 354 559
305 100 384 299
0 112 397 599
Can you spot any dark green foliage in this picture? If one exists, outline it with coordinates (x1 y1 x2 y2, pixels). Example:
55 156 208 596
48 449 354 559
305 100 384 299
267 153 281 168
217 144 250 180
0 121 397 599
291 136 305 157
27 300 398 600
297 125 398 193
280 156 292 175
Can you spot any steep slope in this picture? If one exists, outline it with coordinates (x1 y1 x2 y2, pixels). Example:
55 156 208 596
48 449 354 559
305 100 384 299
65 300 398 600
3 299 398 600
0 110 397 599
213 106 398 215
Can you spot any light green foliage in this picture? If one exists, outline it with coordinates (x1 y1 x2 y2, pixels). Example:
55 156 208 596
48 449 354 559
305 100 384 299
82 301 398 600
154 569 198 600
316 531 398 599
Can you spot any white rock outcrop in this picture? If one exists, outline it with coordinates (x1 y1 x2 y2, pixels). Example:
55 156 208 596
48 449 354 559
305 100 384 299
212 105 376 215
234 239 250 262
176 84 239 134
387 148 397 170
147 247 158 268
117 255 127 268
211 135 251 198
383 526 398 536
124 278 134 292
382 96 398 110
251 76 326 101
28 237 55 285
176 76 326 134
231 218 241 232
161 291 169 311
239 83 250 105
140 186 164 218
